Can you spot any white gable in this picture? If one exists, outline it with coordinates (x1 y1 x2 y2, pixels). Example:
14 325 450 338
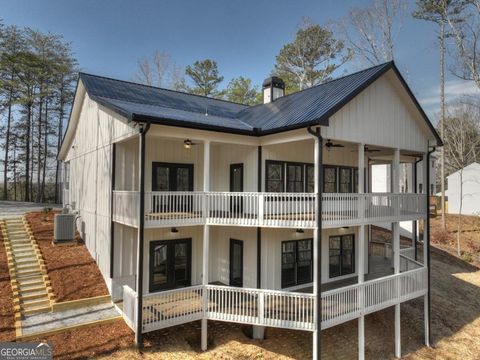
322 69 435 152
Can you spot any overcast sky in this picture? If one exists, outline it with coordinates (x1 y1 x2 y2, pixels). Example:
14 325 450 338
2 0 479 122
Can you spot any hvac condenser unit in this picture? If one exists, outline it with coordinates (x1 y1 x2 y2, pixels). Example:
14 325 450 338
53 213 76 243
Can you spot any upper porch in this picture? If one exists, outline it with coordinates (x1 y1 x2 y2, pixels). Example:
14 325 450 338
109 127 429 229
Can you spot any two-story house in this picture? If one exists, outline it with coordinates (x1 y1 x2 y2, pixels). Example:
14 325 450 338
58 61 442 360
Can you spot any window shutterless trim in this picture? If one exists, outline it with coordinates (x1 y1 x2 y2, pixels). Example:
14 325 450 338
328 234 355 278
281 238 313 288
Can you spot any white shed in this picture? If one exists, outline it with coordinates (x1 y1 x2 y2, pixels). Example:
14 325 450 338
447 162 480 215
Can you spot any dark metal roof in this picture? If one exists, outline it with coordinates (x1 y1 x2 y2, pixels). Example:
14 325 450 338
78 61 442 144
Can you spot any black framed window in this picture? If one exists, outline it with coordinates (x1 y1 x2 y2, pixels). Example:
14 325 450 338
339 167 352 193
281 239 313 288
306 165 315 193
323 166 337 193
152 162 194 191
266 161 284 192
287 163 304 192
329 234 354 278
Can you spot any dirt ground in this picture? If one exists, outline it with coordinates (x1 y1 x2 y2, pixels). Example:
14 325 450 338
3 212 479 359
91 246 480 360
0 227 15 342
25 211 109 302
431 214 480 266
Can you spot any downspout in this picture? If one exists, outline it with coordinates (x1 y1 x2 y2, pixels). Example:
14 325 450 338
307 126 323 359
257 145 262 289
135 121 151 346
110 143 117 278
426 146 435 347
413 158 421 262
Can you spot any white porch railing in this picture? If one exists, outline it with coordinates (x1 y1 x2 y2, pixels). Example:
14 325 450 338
206 285 316 331
399 247 417 260
112 191 427 229
142 285 204 332
121 262 426 334
321 265 427 329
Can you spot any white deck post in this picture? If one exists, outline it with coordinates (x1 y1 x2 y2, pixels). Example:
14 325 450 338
312 136 319 360
201 140 210 351
422 152 430 346
358 143 365 360
393 148 401 358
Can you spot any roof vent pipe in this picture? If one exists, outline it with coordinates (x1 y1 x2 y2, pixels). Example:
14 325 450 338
262 76 285 104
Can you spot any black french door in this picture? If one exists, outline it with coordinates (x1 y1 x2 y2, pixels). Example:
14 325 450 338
229 163 244 214
152 162 194 212
229 239 243 287
149 238 192 292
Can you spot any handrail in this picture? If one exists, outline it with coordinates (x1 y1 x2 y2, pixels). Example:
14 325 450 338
112 190 427 228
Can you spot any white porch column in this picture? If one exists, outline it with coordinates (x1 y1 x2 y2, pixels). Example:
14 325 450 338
422 152 430 346
393 148 401 358
357 143 365 360
312 136 320 360
201 140 210 351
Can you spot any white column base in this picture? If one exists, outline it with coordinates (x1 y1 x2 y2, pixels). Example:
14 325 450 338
395 304 401 358
313 330 318 359
201 318 208 351
358 316 365 360
252 325 265 340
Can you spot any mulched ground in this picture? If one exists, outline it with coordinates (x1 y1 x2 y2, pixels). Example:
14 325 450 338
28 320 134 360
0 227 15 341
25 211 109 302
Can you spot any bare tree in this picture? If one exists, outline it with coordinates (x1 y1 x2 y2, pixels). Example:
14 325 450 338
443 100 480 255
134 50 184 89
338 0 407 65
444 1 480 88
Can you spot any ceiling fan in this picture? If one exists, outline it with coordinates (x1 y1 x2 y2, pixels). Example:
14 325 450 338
183 139 198 149
325 139 344 150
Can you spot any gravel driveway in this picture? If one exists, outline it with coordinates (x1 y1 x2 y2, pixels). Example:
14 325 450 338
0 201 61 218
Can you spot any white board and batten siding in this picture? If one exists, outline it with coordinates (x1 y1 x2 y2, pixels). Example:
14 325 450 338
63 91 137 292
322 70 433 152
447 163 480 215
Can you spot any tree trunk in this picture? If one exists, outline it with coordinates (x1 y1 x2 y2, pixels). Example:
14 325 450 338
24 100 32 202
13 144 17 201
3 85 14 200
41 99 48 202
36 87 44 203
440 21 446 229
54 84 65 204
457 169 463 256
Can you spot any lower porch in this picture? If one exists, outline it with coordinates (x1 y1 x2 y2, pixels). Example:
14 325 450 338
120 253 425 334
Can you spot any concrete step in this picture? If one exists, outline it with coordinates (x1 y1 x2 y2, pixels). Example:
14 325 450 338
21 291 48 301
21 297 50 308
15 269 42 278
21 304 51 316
18 284 46 293
15 255 38 265
10 244 33 249
15 263 40 271
17 277 44 287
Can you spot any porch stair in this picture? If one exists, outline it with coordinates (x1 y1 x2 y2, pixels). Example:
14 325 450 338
0 217 54 329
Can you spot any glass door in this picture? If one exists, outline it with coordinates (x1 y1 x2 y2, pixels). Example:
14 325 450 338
229 239 243 287
149 238 192 292
229 163 244 214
